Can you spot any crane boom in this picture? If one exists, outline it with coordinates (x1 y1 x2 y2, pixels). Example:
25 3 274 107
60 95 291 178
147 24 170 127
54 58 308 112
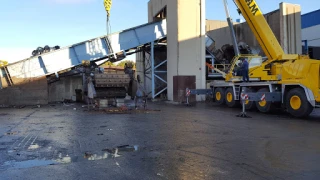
233 0 298 62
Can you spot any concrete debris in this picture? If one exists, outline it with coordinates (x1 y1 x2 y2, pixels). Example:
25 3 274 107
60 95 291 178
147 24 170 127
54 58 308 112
84 152 93 158
63 102 74 107
31 105 41 109
5 131 18 135
102 145 139 155
211 42 252 64
18 105 26 109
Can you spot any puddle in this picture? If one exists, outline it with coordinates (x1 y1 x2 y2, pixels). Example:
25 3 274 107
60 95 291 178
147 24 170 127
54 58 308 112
0 113 8 116
2 159 57 170
1 145 139 170
1 154 72 170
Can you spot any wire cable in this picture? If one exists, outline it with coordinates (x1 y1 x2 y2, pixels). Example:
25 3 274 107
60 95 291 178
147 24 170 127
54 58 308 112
306 37 320 42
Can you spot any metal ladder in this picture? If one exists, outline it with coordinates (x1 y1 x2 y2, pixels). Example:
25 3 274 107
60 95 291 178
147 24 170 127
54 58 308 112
234 85 241 100
2 67 13 87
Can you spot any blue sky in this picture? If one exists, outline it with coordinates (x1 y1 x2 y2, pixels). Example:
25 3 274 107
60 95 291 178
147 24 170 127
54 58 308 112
0 0 319 62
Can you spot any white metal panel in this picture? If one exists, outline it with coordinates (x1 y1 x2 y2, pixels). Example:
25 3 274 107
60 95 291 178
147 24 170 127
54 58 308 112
108 30 140 53
108 30 140 52
205 35 215 49
74 38 109 61
5 19 167 80
7 56 53 78
302 24 320 47
135 20 167 45
41 49 74 74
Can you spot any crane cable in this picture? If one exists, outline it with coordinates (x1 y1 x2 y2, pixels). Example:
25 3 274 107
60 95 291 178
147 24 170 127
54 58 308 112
103 0 112 36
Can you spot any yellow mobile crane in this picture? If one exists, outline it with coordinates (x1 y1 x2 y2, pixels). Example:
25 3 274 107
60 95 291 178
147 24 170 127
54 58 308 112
206 0 320 118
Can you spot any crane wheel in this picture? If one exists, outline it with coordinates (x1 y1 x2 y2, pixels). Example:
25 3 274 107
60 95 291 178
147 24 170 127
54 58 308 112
286 88 313 118
255 88 274 113
214 87 225 105
240 88 256 110
225 87 238 108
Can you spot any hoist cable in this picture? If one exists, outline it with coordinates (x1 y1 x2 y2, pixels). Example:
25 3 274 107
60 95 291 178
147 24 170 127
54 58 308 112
104 0 113 54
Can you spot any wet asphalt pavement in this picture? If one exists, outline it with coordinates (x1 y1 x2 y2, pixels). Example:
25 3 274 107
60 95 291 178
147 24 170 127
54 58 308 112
0 101 320 180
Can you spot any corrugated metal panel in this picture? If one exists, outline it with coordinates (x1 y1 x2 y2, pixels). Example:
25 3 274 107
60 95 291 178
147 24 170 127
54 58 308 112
302 9 320 29
301 24 320 46
5 19 167 79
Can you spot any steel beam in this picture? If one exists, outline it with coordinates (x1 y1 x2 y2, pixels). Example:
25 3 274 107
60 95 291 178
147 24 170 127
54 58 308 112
151 41 155 99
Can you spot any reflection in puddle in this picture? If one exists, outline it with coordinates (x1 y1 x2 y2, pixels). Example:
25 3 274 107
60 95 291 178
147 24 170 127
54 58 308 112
1 155 71 170
86 145 139 161
28 144 40 150
1 145 139 170
85 153 111 161
2 159 57 169
102 145 139 154
56 154 72 164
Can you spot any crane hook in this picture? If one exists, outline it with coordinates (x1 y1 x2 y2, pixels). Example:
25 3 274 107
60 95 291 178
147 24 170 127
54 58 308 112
104 0 112 19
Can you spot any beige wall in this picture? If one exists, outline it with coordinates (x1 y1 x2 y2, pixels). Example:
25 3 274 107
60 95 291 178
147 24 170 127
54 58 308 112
166 0 178 99
48 75 83 102
206 11 281 56
167 0 206 101
147 0 206 101
148 0 167 22
280 3 302 54
0 77 48 105
206 20 239 49
206 3 302 56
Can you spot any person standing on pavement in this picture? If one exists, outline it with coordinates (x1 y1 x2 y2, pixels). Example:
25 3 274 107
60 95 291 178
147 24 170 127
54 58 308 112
241 58 249 82
87 75 96 109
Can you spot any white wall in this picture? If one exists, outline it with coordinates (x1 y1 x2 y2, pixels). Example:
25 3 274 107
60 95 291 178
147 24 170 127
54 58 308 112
302 24 320 47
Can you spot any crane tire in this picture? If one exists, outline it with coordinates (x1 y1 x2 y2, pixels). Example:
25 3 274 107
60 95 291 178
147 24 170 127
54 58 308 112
225 87 238 108
240 88 256 110
286 88 313 118
214 87 225 105
255 87 275 113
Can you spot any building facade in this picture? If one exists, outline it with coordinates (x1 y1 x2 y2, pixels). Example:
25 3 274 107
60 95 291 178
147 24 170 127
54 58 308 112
302 9 320 59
